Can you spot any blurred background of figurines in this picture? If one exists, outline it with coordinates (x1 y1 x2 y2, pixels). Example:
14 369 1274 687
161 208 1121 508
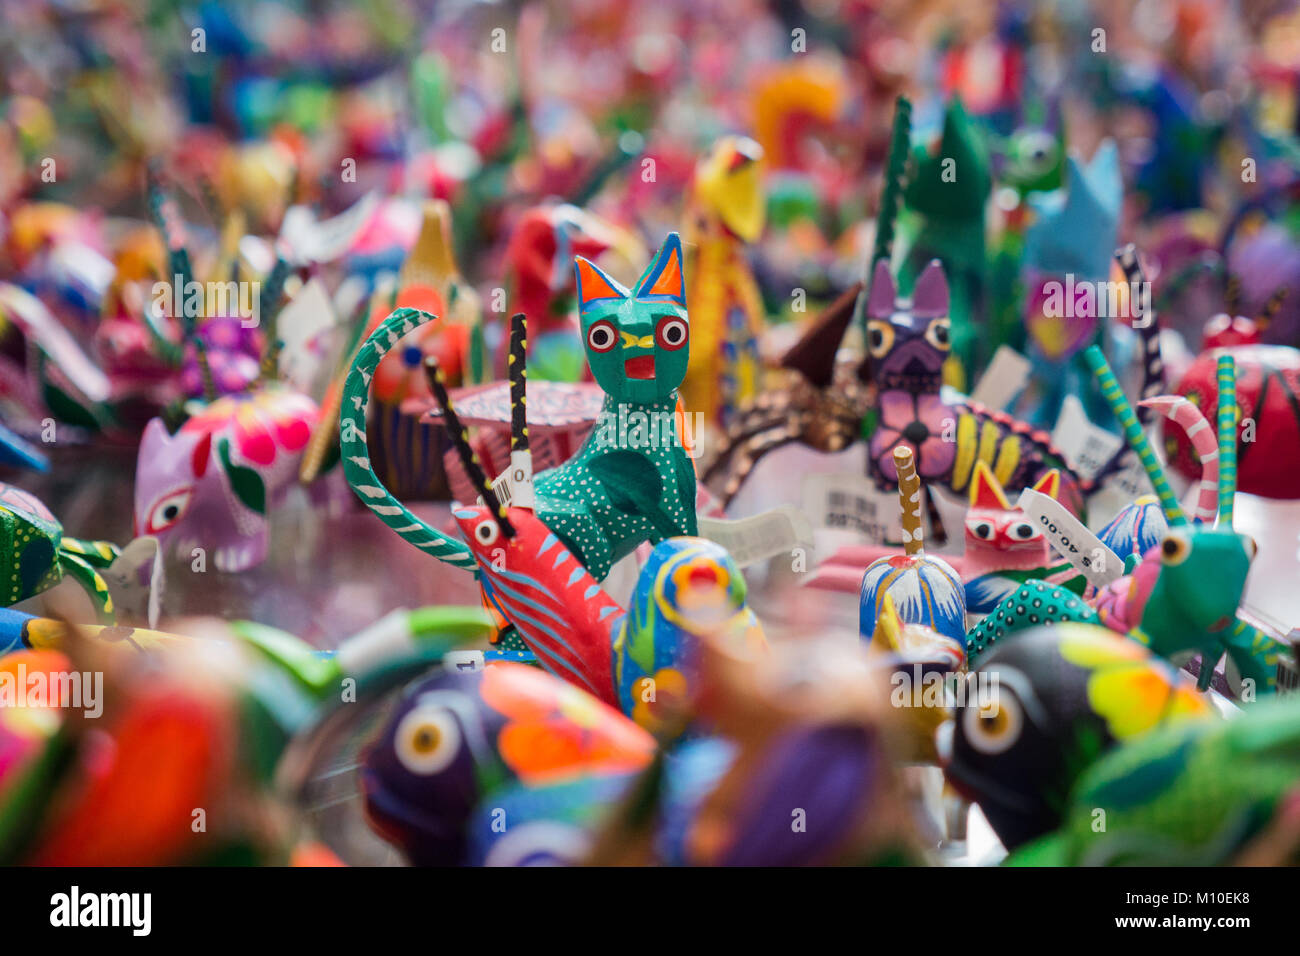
1 0 1300 867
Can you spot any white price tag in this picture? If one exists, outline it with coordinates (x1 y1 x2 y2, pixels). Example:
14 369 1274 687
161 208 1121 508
801 472 897 542
1017 487 1123 587
697 506 815 567
488 450 534 510
443 650 486 673
971 346 1032 410
1052 395 1124 481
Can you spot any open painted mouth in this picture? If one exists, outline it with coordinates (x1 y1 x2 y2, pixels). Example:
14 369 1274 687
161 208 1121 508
624 355 656 379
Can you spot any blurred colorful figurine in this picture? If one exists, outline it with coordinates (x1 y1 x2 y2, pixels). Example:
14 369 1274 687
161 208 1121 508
590 630 921 866
0 482 118 622
1167 340 1300 500
893 98 991 382
502 202 639 383
361 662 655 866
681 136 767 427
1009 695 1300 866
135 387 319 572
944 623 1213 851
1019 143 1124 426
859 446 965 643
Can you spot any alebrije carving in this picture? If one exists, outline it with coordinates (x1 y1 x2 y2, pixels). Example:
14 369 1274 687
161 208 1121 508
893 97 991 382
859 446 966 644
0 482 118 623
680 136 767 427
1019 143 1125 426
342 234 699 581
862 258 1086 526
423 318 763 736
965 350 1288 697
361 661 655 866
135 387 319 572
946 623 1213 852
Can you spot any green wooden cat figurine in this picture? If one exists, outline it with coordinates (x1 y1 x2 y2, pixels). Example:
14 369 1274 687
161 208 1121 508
341 233 698 581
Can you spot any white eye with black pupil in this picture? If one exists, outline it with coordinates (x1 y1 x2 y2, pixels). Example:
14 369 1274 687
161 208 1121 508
587 322 617 352
146 488 194 534
395 707 461 774
475 520 500 545
963 695 1023 755
655 316 688 350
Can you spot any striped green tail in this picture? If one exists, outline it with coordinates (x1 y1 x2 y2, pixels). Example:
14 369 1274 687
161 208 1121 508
1083 346 1187 527
1215 354 1237 528
341 308 477 570
1224 618 1284 694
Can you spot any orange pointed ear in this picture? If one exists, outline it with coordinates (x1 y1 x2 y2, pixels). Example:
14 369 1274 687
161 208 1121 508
633 232 686 305
574 256 628 312
1032 469 1061 500
970 460 1010 510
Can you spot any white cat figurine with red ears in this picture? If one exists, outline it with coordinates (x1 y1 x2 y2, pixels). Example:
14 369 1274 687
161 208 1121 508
134 388 319 572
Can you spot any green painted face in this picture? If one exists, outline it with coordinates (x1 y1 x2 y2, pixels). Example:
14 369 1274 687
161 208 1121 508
1151 527 1255 637
574 233 689 405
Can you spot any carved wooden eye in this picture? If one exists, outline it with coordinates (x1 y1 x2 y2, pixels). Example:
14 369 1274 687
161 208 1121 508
1010 522 1038 540
1161 534 1190 565
925 317 951 350
395 707 460 774
963 695 1023 755
587 321 617 352
966 519 995 541
146 488 194 534
1017 131 1057 174
867 320 895 358
656 316 688 350
474 519 500 546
